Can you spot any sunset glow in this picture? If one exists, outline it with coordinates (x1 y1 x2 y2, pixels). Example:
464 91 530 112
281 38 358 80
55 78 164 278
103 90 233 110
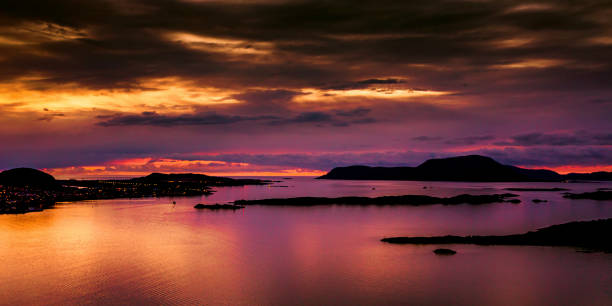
2 2 612 305
45 157 325 179
1 0 611 177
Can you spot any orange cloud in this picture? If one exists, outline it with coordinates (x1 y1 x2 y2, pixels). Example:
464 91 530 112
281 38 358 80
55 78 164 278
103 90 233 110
45 157 325 179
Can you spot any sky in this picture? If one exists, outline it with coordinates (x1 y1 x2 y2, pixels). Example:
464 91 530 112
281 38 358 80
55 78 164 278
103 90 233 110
1 0 612 178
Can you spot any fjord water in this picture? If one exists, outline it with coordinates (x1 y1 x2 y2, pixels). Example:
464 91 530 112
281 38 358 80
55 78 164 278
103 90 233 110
1 178 611 305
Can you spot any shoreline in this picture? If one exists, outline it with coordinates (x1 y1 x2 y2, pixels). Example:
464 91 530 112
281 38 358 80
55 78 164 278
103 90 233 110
381 219 612 253
233 193 520 206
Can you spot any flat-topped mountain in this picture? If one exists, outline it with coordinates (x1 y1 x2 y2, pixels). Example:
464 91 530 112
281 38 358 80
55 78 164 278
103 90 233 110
318 155 565 182
0 168 59 189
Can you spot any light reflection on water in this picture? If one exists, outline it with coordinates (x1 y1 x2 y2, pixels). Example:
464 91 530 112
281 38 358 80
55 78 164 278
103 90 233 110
1 178 611 305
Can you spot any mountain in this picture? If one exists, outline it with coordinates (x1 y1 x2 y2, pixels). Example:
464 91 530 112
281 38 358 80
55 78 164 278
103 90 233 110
318 155 564 182
130 172 265 186
0 168 59 188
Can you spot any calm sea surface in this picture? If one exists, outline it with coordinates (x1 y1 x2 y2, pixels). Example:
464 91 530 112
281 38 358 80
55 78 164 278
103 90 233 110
1 178 612 305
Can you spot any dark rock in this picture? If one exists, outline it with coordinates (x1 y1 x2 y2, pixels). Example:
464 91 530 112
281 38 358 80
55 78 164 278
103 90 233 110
532 199 548 203
194 203 245 210
506 199 521 204
433 248 457 255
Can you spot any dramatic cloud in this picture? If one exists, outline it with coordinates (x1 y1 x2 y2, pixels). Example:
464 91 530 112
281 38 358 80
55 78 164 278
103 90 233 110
97 111 274 127
497 131 612 146
97 110 376 127
1 0 611 175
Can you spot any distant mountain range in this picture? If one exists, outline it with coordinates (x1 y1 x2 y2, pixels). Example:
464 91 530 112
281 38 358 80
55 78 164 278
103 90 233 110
1 155 611 186
0 168 265 188
128 172 265 186
318 155 612 182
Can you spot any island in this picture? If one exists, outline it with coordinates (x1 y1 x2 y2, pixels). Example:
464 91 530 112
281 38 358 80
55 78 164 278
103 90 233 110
194 203 245 210
433 248 457 255
318 155 612 182
232 193 519 206
504 187 569 192
381 219 612 253
0 168 268 214
562 191 612 201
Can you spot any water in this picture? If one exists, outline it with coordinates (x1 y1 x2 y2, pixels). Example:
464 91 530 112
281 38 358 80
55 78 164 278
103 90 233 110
1 178 611 305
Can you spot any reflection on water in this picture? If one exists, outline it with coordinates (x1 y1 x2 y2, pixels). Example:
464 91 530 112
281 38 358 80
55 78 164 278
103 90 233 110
1 178 611 305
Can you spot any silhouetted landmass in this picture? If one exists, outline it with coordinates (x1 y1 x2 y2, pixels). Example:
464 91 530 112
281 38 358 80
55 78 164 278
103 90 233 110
233 193 518 206
532 199 548 203
381 219 612 253
0 168 59 189
194 203 245 210
562 191 612 200
1 168 267 214
505 187 569 191
433 248 457 255
319 155 612 182
130 172 265 186
564 172 612 181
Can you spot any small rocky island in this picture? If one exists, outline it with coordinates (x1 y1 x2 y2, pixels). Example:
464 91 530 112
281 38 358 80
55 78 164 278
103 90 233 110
563 191 612 201
0 168 268 214
504 187 569 192
433 248 457 255
233 193 519 206
381 219 612 253
194 203 245 210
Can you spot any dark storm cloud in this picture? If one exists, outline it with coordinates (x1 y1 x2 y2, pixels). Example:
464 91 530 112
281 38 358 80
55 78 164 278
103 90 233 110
326 78 404 90
97 110 376 127
0 0 611 93
335 107 371 117
497 131 612 146
97 111 275 127
288 112 333 123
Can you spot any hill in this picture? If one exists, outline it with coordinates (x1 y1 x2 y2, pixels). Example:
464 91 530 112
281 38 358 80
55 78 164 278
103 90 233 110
318 155 564 182
0 168 59 189
130 172 266 186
